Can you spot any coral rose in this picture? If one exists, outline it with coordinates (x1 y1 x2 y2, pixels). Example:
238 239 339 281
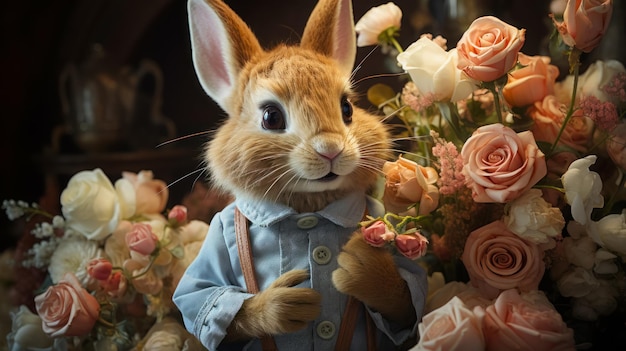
382 156 439 215
482 289 575 351
361 221 395 247
502 53 560 107
456 16 526 82
462 221 545 299
413 297 485 351
395 233 429 259
460 123 547 203
552 0 613 53
34 273 101 337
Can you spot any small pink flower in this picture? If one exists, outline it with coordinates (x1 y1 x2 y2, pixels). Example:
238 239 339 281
362 221 395 247
126 223 158 256
168 205 188 225
100 271 127 299
87 258 113 281
395 233 429 259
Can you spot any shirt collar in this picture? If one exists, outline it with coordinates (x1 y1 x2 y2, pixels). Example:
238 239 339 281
235 192 368 228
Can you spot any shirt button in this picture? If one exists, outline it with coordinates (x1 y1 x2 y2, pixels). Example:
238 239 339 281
312 246 332 265
316 320 335 340
296 215 318 229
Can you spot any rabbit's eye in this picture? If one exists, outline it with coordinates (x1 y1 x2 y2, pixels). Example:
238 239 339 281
341 96 353 124
262 104 286 130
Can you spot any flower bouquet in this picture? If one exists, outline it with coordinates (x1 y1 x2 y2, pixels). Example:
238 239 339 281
3 169 211 350
354 0 625 349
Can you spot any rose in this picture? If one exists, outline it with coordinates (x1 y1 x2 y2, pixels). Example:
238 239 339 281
126 223 159 257
123 170 169 214
382 156 439 215
588 210 626 257
528 96 593 153
87 257 113 281
168 205 188 225
503 189 565 246
61 168 135 240
551 0 613 53
456 16 526 82
397 36 478 102
425 281 491 314
395 233 428 259
502 53 560 107
556 266 599 298
561 155 604 225
482 289 575 351
354 2 402 47
594 248 619 274
34 273 101 337
607 122 626 170
101 271 128 299
555 60 626 104
563 236 597 269
7 305 54 350
124 259 163 295
361 220 395 247
460 123 547 203
462 221 545 299
413 297 485 351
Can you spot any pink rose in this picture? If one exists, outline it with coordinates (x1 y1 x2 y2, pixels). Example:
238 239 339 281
482 289 575 351
461 123 547 203
456 16 526 82
552 0 613 53
462 221 545 299
502 53 560 107
361 221 395 247
415 296 485 351
395 233 429 259
382 156 439 215
168 205 188 225
34 273 101 337
123 170 169 214
126 223 159 257
87 258 113 281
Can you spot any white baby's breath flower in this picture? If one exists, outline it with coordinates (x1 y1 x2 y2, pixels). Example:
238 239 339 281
354 2 402 47
31 222 55 239
2 199 25 220
52 215 65 228
48 236 102 287
503 189 565 246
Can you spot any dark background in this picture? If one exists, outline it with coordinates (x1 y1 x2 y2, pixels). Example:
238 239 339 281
1 0 624 251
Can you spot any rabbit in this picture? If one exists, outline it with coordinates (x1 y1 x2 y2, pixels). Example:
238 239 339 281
172 0 428 350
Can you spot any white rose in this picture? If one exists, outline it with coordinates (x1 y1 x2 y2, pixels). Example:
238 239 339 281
397 37 478 102
563 236 597 270
354 2 402 47
556 266 599 298
7 305 54 350
588 210 626 257
503 189 565 245
61 168 136 240
555 60 626 105
561 155 604 225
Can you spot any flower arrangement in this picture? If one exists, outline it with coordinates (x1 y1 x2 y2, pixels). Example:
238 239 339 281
354 0 625 349
3 169 211 350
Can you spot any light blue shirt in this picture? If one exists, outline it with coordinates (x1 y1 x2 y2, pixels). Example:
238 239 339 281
173 192 427 350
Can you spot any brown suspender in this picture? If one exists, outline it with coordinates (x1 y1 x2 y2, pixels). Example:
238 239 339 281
234 207 376 351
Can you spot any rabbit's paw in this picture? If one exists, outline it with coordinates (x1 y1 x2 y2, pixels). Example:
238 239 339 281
332 233 415 325
227 269 321 340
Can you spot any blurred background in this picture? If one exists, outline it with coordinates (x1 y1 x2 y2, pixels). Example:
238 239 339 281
1 0 624 253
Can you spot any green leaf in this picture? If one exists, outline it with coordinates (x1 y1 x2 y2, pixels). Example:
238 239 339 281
367 83 397 107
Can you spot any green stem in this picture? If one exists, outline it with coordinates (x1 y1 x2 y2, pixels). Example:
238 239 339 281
550 48 582 155
483 81 504 125
603 169 626 216
389 36 404 54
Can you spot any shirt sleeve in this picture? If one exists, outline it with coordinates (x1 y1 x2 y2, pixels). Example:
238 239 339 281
172 209 253 350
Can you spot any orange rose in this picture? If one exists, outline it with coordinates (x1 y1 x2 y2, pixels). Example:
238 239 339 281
528 95 593 153
123 170 169 214
462 221 545 299
34 273 101 337
552 0 613 53
502 53 560 107
382 156 439 215
461 123 547 203
456 16 526 82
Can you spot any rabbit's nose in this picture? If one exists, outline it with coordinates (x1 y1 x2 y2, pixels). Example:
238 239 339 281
318 150 341 160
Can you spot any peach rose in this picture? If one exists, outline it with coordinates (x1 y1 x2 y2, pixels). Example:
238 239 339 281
456 16 526 82
123 170 169 214
395 233 429 259
502 53 560 107
461 123 547 203
552 0 613 53
34 273 101 337
462 221 545 299
413 296 485 351
87 258 113 281
361 221 395 247
382 156 439 215
483 289 575 351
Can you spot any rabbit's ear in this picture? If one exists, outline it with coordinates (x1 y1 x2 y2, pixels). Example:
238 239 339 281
188 0 262 112
301 0 356 77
